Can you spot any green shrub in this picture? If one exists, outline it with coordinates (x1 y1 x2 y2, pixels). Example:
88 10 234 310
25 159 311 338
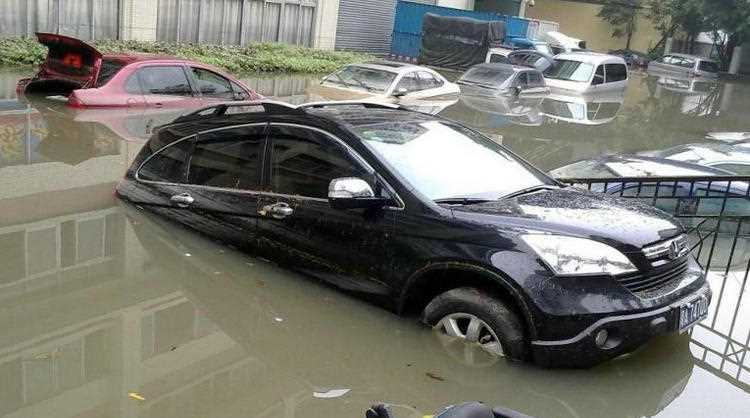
0 37 370 74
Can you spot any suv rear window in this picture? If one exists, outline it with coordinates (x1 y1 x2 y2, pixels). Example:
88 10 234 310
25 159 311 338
96 59 126 87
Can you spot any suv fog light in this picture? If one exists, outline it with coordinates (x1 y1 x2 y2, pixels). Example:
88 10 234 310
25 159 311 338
595 329 609 348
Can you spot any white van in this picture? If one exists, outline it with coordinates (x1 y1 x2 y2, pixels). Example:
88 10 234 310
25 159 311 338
543 52 629 93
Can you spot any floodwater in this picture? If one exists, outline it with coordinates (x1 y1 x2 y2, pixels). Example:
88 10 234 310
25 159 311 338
1 67 750 418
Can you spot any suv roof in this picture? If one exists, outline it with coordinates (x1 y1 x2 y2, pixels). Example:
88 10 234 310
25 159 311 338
553 52 626 66
160 101 436 136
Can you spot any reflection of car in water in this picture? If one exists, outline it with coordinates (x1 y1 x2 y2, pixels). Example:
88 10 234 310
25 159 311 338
125 202 696 418
647 53 720 79
17 33 260 108
541 89 624 125
24 94 187 143
652 74 719 95
438 94 544 128
317 62 459 103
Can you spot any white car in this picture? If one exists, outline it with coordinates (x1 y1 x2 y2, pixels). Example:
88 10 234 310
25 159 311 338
541 31 587 55
541 90 625 125
543 52 629 93
317 62 459 103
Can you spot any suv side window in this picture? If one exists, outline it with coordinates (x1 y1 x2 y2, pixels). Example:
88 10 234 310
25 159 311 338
605 64 627 82
187 125 266 190
138 66 193 96
516 72 529 88
396 72 421 93
138 138 193 183
268 125 368 199
527 72 543 87
191 67 234 99
593 65 605 85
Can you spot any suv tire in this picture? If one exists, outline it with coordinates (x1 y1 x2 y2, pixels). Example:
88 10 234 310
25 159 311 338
422 287 527 362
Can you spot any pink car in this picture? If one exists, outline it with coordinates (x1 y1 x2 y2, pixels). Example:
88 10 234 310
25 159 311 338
17 33 261 108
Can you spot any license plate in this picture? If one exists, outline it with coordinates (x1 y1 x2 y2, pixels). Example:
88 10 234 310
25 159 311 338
679 295 709 331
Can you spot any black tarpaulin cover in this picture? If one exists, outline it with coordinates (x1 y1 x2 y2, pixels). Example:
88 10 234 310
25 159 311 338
419 13 506 69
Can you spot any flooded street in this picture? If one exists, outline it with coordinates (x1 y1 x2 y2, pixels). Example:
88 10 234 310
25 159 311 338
1 67 749 417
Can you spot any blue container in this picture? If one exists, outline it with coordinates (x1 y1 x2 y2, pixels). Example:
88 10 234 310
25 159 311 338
391 1 519 59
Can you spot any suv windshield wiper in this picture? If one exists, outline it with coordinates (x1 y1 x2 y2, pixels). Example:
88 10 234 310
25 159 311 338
501 184 558 200
434 197 493 205
350 76 375 92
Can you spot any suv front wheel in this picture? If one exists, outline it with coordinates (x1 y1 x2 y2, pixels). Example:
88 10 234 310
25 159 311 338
422 287 527 362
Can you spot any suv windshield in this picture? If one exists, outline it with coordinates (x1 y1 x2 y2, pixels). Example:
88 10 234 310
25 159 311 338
458 66 514 87
355 120 551 200
324 66 397 93
543 60 594 82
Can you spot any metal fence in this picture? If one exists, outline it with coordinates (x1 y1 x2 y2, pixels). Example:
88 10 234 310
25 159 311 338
0 0 120 39
155 0 317 46
559 175 750 391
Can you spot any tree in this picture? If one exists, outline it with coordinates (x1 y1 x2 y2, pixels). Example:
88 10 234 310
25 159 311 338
701 0 750 70
597 0 641 50
643 0 706 55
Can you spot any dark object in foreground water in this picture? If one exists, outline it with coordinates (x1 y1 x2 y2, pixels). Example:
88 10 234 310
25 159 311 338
366 402 534 418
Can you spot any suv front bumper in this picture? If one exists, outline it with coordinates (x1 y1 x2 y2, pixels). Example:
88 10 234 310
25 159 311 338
530 280 711 368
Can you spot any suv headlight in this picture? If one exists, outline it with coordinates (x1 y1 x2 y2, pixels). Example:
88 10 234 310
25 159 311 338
521 234 636 276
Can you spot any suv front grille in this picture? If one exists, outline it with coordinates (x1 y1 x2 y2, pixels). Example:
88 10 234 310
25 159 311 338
642 234 690 267
617 258 689 293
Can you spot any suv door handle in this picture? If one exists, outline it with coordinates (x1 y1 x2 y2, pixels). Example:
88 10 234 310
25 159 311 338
260 202 293 219
170 193 194 207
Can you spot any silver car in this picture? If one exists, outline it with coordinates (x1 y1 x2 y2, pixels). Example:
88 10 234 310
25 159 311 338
647 53 720 78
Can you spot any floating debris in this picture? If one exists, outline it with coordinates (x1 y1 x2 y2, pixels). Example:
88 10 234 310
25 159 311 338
313 388 350 399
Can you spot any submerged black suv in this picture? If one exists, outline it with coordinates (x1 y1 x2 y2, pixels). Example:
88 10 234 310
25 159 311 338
117 101 711 367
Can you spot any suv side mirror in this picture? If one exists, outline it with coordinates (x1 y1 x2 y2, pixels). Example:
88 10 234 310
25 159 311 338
328 177 388 210
392 87 408 97
233 91 247 101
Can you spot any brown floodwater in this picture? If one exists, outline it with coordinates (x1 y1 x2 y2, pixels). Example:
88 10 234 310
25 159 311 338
1 68 749 418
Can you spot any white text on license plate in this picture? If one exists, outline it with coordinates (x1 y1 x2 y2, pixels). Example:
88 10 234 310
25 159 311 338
679 295 709 331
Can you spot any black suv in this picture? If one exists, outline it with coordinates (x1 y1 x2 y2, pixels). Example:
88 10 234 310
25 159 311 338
117 101 711 367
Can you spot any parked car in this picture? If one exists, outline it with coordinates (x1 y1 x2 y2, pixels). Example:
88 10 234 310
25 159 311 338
550 154 750 216
318 62 459 102
540 31 587 55
543 52 629 93
117 100 711 368
505 37 555 56
457 63 549 97
485 48 555 72
608 49 651 67
640 141 750 175
16 32 260 108
541 90 625 125
647 53 720 78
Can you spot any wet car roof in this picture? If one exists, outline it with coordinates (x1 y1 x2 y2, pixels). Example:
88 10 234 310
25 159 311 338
307 106 440 128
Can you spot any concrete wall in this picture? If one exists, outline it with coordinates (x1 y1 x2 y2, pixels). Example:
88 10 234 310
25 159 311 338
119 0 159 42
315 0 341 49
527 0 661 52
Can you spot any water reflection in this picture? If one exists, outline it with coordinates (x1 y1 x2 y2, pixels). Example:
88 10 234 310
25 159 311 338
0 68 749 417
